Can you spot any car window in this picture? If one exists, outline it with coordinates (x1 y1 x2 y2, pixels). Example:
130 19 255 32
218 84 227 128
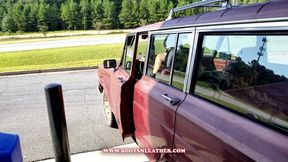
146 33 192 91
122 35 135 73
193 34 288 132
172 33 192 90
137 34 148 61
135 34 148 79
147 34 177 84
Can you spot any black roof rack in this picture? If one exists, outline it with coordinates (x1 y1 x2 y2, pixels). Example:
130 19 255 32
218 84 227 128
166 0 232 20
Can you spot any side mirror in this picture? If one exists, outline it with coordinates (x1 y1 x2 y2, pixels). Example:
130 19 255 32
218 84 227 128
126 61 132 70
103 59 117 69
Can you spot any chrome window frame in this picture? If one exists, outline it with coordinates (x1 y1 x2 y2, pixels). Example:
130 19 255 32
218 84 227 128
187 21 288 94
143 28 195 92
142 21 288 93
186 22 288 134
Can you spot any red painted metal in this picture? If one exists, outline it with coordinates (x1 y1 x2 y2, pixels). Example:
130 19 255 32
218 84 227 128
98 1 288 161
98 66 135 138
133 76 186 161
133 21 164 33
173 95 288 162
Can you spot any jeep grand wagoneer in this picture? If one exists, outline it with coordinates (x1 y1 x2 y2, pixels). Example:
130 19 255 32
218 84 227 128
98 0 288 161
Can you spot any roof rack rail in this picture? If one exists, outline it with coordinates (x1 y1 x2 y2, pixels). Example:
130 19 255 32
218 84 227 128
166 0 231 20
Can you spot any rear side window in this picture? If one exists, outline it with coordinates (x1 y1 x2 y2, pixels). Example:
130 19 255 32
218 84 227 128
146 33 192 90
193 34 288 132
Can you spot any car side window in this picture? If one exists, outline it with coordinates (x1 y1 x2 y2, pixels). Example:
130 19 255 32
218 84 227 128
147 34 177 84
193 34 288 132
137 34 148 61
134 34 148 79
146 33 192 91
172 33 192 90
122 35 135 73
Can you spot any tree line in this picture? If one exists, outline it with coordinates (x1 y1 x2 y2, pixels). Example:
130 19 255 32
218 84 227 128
0 0 268 33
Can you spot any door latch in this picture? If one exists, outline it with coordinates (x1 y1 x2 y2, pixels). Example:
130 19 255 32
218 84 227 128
117 77 126 84
161 94 181 106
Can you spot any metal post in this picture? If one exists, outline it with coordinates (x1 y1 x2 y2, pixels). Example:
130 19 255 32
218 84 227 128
45 83 71 162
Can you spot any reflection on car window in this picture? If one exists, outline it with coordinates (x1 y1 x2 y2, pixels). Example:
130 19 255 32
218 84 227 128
194 35 288 132
137 34 148 61
123 35 135 73
172 34 192 90
147 34 177 84
135 34 148 79
146 33 192 91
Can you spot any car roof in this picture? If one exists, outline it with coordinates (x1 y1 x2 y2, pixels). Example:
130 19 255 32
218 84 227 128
134 0 288 33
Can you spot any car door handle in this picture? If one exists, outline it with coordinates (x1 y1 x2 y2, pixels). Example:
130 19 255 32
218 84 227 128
161 94 181 106
117 77 126 84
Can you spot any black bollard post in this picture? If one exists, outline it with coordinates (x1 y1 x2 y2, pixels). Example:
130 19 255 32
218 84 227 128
45 83 71 162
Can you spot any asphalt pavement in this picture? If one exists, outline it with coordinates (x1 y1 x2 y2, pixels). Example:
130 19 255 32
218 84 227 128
0 70 133 162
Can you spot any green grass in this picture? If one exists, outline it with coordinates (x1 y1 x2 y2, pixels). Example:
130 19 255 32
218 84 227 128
172 81 184 90
197 81 216 90
154 40 166 54
0 29 130 44
0 44 122 72
196 92 248 114
0 33 126 45
137 41 148 57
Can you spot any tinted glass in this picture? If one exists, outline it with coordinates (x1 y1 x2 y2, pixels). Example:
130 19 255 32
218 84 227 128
172 33 192 90
137 34 148 61
194 35 288 132
135 34 148 79
123 36 135 73
147 34 177 84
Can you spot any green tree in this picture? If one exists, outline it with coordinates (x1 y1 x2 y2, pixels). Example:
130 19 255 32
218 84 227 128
0 1 7 31
111 0 122 28
102 0 115 29
38 0 50 26
48 4 61 31
1 14 16 32
11 1 25 31
147 0 160 23
61 0 80 30
119 0 138 28
176 0 203 17
80 0 91 30
139 0 150 26
28 1 40 32
91 0 103 28
158 0 173 20
22 3 31 32
38 24 48 37
92 21 102 34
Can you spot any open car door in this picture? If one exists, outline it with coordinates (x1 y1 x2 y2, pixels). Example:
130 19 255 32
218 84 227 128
107 34 139 139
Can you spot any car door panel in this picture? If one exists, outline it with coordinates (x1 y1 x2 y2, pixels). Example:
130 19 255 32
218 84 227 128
98 67 114 103
99 34 137 138
173 94 288 162
133 76 186 161
109 68 127 117
108 66 135 138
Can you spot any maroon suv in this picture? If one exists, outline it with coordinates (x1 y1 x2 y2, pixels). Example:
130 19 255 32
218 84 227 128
98 0 288 161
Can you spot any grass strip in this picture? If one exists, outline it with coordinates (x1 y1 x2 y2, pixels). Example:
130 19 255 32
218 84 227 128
0 44 123 73
0 34 125 45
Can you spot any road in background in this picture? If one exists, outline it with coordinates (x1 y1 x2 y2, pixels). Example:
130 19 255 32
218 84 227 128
0 70 132 162
0 36 125 52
